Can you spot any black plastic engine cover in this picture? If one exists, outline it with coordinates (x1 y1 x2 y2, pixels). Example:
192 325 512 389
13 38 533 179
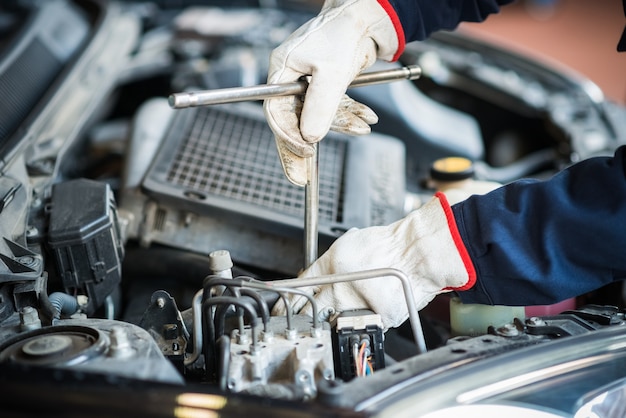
47 179 124 315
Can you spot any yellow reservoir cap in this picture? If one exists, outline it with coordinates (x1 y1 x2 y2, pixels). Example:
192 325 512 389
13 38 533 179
430 156 475 182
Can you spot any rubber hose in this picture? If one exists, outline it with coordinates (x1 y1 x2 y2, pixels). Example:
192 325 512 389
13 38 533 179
48 292 79 319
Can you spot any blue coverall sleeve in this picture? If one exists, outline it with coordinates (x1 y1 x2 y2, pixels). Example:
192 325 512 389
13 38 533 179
386 0 515 43
452 146 626 306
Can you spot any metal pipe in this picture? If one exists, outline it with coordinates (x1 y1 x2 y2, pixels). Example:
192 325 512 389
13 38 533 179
278 293 294 332
347 65 421 87
239 280 321 331
104 295 115 320
239 289 271 332
216 335 231 392
184 289 203 367
265 268 428 354
202 297 260 351
304 145 319 268
168 65 421 109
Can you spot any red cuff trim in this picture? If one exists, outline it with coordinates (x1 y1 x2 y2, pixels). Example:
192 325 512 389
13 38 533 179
377 0 406 61
435 192 477 292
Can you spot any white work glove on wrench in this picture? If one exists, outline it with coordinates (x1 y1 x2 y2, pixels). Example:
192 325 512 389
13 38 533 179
272 193 477 330
263 0 403 186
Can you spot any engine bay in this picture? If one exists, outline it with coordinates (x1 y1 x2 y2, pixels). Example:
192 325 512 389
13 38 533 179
1 1 626 416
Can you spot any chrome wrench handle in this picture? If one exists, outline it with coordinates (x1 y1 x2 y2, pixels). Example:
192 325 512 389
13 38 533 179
168 65 421 108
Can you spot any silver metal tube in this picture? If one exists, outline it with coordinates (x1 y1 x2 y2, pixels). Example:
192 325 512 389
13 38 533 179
169 65 421 109
304 145 319 269
279 292 294 331
169 82 305 108
265 268 428 354
238 280 321 330
347 65 421 88
184 289 203 367
104 295 115 320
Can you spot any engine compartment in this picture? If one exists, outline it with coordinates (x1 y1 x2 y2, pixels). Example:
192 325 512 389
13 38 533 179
1 1 626 416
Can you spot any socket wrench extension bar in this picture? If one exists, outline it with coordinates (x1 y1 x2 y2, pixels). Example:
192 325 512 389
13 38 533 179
168 65 421 269
168 65 421 108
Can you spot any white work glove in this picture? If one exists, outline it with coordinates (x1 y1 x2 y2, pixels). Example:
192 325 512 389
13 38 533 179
272 193 476 330
263 0 402 186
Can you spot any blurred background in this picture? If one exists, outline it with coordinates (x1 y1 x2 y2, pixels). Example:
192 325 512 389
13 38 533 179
460 0 626 105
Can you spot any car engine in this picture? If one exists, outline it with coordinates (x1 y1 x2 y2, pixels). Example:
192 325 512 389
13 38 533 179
1 1 626 416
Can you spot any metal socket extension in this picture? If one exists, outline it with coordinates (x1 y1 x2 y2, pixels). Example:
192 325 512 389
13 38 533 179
168 65 422 108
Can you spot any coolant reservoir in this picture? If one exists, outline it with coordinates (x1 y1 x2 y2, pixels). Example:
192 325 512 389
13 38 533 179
428 156 501 204
429 157 525 336
449 296 525 336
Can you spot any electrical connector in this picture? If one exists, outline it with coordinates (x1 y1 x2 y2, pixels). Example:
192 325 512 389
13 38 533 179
331 309 385 381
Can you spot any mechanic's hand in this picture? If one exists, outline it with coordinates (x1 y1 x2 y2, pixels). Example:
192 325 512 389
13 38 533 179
272 193 476 330
263 0 402 186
